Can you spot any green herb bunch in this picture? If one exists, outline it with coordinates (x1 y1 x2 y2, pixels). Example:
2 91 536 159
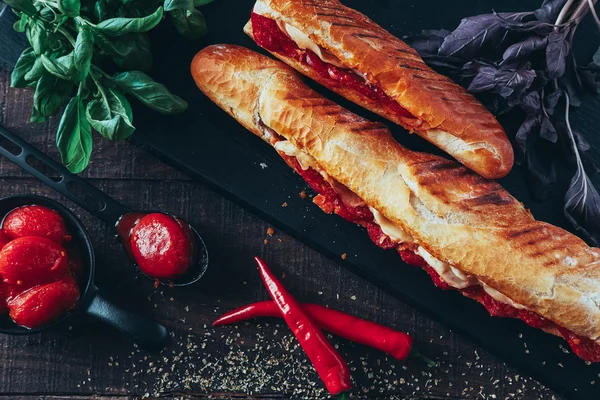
6 0 214 173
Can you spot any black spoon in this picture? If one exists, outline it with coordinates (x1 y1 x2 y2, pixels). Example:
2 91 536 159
0 194 169 352
0 125 208 287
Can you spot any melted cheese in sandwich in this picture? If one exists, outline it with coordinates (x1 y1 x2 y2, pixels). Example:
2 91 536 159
369 206 528 309
274 140 365 207
271 138 527 310
370 207 413 244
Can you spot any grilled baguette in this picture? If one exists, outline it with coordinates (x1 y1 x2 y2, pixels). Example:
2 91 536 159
244 0 514 180
191 44 600 347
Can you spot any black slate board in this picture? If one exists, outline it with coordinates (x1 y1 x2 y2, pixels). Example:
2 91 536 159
2 1 600 398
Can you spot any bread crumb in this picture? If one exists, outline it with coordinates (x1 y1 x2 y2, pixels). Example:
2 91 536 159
267 227 274 236
299 191 307 199
282 202 288 207
263 239 268 245
278 238 283 243
341 253 347 260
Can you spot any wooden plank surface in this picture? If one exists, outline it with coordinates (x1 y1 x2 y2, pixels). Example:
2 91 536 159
0 71 563 399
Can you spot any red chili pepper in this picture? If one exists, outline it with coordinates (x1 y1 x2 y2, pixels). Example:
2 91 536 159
254 257 352 396
213 301 413 360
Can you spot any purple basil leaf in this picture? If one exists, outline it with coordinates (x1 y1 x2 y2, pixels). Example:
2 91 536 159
520 91 541 114
534 69 550 87
544 87 563 114
404 30 450 56
546 31 570 79
438 13 526 59
534 0 569 23
573 130 591 153
560 77 581 107
420 55 464 72
502 36 548 63
497 85 515 98
579 67 600 93
564 163 600 246
592 45 600 68
540 116 558 142
461 59 497 78
583 155 600 175
495 65 537 99
468 65 498 92
494 11 556 34
515 114 539 155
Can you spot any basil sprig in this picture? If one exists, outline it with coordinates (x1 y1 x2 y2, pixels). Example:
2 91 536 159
8 0 214 173
406 0 600 245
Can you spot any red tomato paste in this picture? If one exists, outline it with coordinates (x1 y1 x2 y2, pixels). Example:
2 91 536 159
8 276 79 328
3 205 72 244
117 213 194 280
0 230 11 250
250 12 414 120
0 205 80 329
0 237 69 287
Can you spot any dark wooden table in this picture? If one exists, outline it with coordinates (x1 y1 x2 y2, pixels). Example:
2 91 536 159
0 68 563 400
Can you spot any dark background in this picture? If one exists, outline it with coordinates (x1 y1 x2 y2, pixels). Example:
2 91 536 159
1 0 600 398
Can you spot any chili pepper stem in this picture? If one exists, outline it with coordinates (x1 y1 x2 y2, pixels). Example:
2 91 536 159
335 392 350 400
409 348 436 367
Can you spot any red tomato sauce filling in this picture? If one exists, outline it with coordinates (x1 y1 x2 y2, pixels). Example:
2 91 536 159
250 12 414 120
279 149 600 362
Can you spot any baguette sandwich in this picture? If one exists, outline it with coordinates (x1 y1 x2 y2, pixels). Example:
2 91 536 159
191 44 600 363
243 0 514 180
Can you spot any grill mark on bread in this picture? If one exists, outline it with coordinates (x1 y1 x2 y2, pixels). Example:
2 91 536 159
506 226 546 239
422 159 458 171
315 12 352 19
467 192 514 206
412 159 473 178
331 22 367 30
302 1 344 13
398 64 428 71
349 124 384 133
394 48 418 56
350 32 385 41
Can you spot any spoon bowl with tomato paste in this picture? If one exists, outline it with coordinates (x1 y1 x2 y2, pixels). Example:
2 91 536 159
0 195 169 352
0 125 209 287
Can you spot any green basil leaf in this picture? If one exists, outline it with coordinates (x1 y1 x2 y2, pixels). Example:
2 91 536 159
11 47 36 88
32 74 74 121
112 71 188 114
26 21 48 55
193 0 214 6
57 96 92 173
74 25 94 80
94 32 153 71
164 0 193 11
58 0 81 17
95 6 163 36
169 8 206 40
24 56 46 82
41 53 77 81
4 0 37 16
39 6 56 22
86 88 135 140
13 14 28 33
94 0 109 23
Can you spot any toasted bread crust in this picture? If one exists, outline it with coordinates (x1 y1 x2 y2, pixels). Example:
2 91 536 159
244 0 515 179
191 45 600 344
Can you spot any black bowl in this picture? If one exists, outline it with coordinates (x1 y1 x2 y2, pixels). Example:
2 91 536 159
0 195 169 351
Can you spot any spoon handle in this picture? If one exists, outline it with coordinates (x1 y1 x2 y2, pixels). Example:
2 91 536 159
84 287 169 352
0 125 130 226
